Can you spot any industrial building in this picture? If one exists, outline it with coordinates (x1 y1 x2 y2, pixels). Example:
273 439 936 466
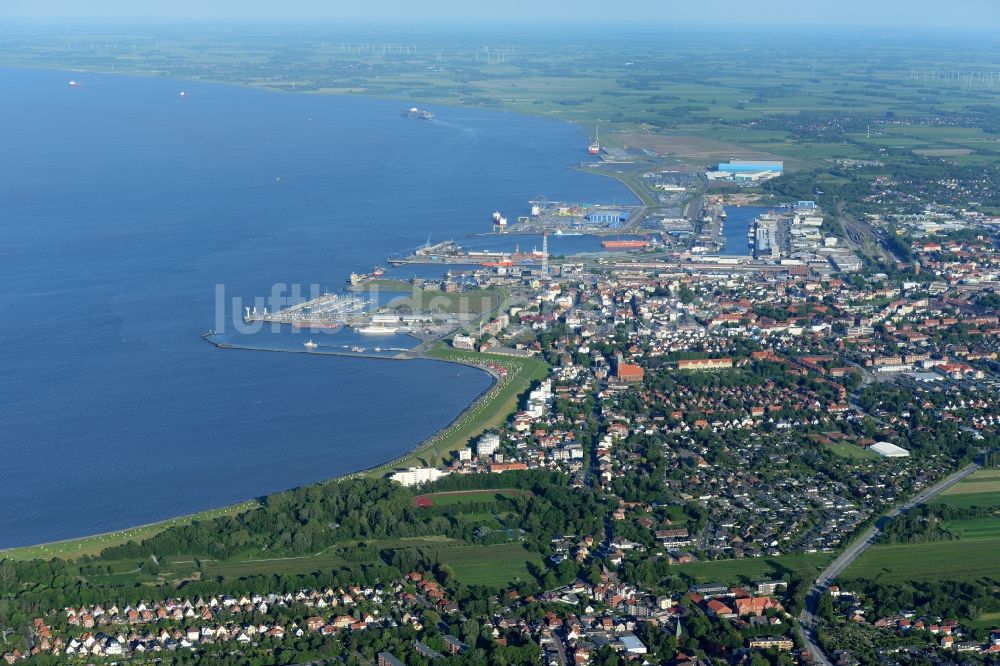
586 210 628 225
706 160 785 184
717 160 784 173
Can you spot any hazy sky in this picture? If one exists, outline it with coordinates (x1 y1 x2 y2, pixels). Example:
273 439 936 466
3 0 999 28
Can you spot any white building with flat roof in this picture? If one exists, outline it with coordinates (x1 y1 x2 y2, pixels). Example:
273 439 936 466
390 467 450 487
870 441 910 458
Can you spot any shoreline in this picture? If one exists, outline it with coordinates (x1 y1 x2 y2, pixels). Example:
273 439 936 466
0 65 568 561
0 345 527 560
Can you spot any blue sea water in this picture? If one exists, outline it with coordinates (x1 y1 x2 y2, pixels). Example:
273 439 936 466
0 67 634 548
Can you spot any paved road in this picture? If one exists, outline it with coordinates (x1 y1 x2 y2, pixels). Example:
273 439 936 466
797 462 981 664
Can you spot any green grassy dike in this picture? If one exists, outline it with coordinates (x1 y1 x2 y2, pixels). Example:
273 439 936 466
0 502 257 562
364 344 549 472
1 345 547 562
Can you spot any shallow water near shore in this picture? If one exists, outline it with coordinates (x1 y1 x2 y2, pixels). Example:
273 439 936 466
0 66 634 548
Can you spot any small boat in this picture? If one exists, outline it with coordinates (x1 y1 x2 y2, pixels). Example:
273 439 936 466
303 340 318 349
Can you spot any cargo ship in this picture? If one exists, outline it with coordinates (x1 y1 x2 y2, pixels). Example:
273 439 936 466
402 107 435 120
588 126 601 155
491 210 508 231
602 239 649 250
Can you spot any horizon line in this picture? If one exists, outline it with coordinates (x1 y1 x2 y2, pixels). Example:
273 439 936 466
1 17 999 32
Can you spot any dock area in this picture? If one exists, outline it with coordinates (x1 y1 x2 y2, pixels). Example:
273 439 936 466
498 198 646 236
243 293 367 328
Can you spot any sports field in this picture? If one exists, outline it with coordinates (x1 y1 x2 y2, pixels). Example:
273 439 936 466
415 488 530 507
826 442 881 460
432 543 541 587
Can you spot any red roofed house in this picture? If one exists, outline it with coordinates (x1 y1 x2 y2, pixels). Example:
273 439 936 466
616 363 644 383
734 597 784 617
706 599 736 619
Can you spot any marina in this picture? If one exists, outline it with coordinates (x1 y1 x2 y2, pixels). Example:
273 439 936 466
243 293 367 327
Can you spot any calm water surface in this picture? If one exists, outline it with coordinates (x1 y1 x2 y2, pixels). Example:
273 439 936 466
0 67 633 547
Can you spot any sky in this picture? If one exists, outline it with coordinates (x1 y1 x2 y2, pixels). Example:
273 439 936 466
2 0 999 28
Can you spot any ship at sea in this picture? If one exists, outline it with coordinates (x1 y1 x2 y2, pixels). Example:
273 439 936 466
602 239 649 250
588 126 601 155
303 340 318 349
402 107 435 120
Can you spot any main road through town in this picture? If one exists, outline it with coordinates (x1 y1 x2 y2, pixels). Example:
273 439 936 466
797 461 981 665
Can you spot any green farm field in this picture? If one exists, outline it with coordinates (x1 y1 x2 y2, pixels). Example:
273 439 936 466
842 538 1000 584
941 517 1000 540
935 469 1000 508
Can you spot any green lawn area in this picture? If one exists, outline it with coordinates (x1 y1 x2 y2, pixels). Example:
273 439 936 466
419 489 528 506
676 553 835 585
970 611 1000 630
202 552 351 578
433 544 541 587
842 537 1000 584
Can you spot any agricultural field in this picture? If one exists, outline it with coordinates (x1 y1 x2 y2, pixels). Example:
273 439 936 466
941 517 1000 540
844 469 1000 584
841 538 1000 584
935 468 1000 508
2 27 998 146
